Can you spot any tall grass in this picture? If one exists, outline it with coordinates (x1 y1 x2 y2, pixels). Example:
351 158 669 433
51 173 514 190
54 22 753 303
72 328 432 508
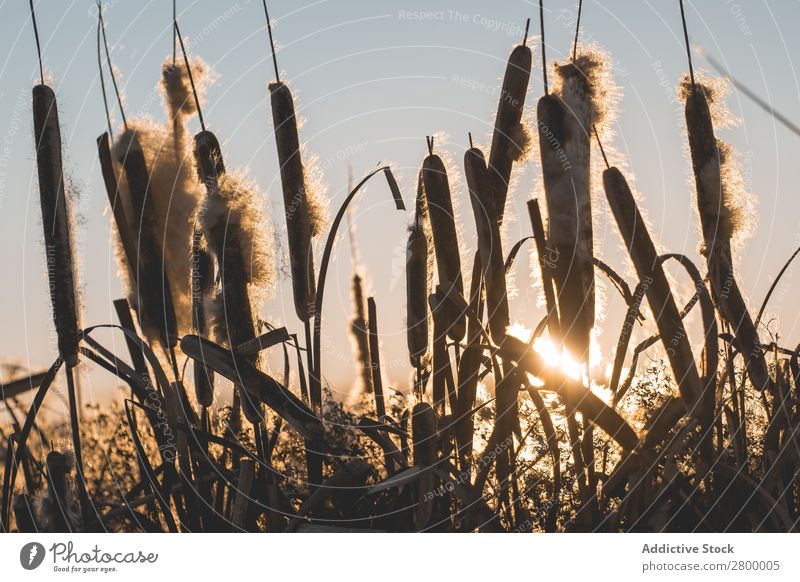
3 1 800 534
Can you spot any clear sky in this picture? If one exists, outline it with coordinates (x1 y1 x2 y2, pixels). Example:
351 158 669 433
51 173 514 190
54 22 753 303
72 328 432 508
2 1 800 406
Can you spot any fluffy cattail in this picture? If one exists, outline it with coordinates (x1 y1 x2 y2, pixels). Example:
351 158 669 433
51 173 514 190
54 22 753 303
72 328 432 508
111 128 178 348
538 51 608 362
487 34 532 223
681 76 769 391
406 170 431 369
269 81 317 322
199 170 275 423
422 148 466 341
107 59 206 337
32 85 80 367
603 166 703 408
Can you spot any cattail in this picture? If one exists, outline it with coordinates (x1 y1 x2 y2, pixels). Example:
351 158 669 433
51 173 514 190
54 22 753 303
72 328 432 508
681 77 769 391
112 128 178 349
422 145 466 341
537 51 609 362
602 166 703 408
465 143 508 344
349 273 373 393
406 170 431 369
32 84 80 367
199 170 275 423
190 132 234 418
269 81 317 322
98 133 137 293
487 22 532 223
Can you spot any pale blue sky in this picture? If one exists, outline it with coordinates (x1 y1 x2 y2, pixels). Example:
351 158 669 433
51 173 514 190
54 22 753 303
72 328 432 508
2 1 800 403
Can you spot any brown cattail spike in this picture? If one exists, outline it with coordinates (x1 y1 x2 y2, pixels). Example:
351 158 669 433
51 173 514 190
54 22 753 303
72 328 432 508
603 166 703 408
32 85 80 368
269 81 317 322
406 171 430 369
422 152 466 341
487 31 532 223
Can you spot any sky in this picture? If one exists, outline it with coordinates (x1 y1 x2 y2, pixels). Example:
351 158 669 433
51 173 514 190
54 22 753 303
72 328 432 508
1 0 800 408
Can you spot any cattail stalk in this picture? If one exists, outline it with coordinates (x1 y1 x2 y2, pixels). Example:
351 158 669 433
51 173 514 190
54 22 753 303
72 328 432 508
684 86 770 391
32 85 80 368
32 82 90 521
406 170 430 374
422 145 466 341
269 82 316 323
537 53 600 362
603 166 703 408
487 22 532 223
116 132 178 352
465 143 509 343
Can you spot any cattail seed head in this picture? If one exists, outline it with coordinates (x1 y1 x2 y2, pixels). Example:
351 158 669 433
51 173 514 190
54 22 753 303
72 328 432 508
488 43 532 222
406 170 431 369
269 81 317 321
32 84 80 367
422 153 465 341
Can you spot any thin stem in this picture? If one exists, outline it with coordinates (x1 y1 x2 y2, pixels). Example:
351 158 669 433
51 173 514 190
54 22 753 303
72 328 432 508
310 166 405 415
426 136 434 155
29 0 45 85
540 0 548 95
99 4 128 131
96 7 114 141
174 20 206 131
678 0 695 87
468 132 473 149
593 124 609 169
572 0 583 61
701 48 800 138
303 318 314 401
262 1 280 82
172 0 177 65
523 17 530 47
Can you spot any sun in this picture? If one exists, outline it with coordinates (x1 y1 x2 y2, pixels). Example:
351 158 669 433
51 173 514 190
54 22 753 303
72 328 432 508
506 322 613 402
